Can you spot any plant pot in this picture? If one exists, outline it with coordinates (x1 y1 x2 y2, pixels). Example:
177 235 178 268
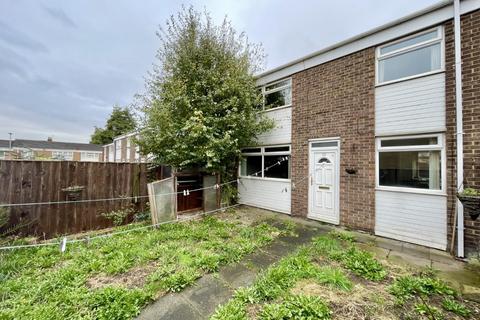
62 186 85 201
457 194 480 220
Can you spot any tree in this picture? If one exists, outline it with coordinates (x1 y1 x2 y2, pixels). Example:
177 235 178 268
137 6 273 177
90 106 136 145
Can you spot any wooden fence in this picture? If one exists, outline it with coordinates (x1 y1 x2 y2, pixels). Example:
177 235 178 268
0 160 165 238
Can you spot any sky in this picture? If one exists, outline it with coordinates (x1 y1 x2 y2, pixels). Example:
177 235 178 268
0 0 441 143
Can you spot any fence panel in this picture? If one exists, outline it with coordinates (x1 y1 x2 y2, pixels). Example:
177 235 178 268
0 160 162 238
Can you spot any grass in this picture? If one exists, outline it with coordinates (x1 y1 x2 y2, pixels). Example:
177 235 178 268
211 231 479 320
0 212 291 320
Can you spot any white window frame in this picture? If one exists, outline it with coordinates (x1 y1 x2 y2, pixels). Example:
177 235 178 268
81 152 100 162
240 145 291 181
259 78 292 112
126 138 131 162
52 150 73 161
115 140 122 162
375 26 445 86
375 133 446 196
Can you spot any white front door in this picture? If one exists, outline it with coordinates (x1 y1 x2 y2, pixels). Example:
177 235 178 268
308 141 340 224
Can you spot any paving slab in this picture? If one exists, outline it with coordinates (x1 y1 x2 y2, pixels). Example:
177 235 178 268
218 262 257 288
180 274 233 315
137 293 202 320
245 250 279 269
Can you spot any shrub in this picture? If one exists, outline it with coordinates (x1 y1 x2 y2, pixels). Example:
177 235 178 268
101 208 134 226
259 295 331 320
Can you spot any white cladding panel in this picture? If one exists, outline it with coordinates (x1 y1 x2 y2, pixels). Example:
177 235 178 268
375 190 447 250
238 178 291 214
256 107 291 145
375 73 446 136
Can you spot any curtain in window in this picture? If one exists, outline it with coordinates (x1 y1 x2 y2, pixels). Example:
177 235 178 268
429 151 440 189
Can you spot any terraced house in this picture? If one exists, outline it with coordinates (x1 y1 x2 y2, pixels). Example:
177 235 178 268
238 0 480 257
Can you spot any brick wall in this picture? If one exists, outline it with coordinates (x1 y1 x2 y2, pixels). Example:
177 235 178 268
291 48 376 232
445 9 480 255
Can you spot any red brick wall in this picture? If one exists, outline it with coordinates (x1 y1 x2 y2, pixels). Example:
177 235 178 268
445 9 480 255
291 48 376 232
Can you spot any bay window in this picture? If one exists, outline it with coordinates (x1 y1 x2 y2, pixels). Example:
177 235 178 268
240 145 290 179
377 134 444 192
376 27 443 84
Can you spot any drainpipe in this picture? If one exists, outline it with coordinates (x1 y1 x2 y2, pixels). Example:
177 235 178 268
453 0 464 258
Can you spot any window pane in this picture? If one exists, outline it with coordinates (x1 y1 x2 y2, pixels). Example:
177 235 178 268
265 146 289 153
265 87 291 110
380 30 438 55
381 137 438 147
264 155 290 179
378 43 441 83
312 141 338 148
266 79 290 91
242 148 261 153
240 156 262 176
379 151 441 189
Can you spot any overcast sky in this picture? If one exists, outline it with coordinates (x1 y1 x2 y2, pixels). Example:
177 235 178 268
0 0 441 143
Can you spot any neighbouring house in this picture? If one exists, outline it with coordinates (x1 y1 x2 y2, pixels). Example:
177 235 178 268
238 0 480 257
103 132 147 163
0 137 103 161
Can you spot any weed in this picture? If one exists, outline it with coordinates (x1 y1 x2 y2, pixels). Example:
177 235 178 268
388 275 456 305
162 267 200 292
341 246 387 281
88 286 149 320
0 214 282 319
259 294 331 320
414 302 444 320
329 230 355 242
101 208 134 226
210 299 248 320
442 297 471 317
315 266 352 291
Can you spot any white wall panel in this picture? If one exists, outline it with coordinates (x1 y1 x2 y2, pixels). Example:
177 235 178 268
375 190 447 250
256 107 291 145
238 178 291 214
375 73 446 136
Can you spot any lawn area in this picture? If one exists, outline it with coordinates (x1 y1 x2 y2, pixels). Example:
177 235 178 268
0 209 294 320
211 231 480 320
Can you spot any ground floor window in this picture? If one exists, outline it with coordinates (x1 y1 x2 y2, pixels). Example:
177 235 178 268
377 134 444 191
240 145 290 179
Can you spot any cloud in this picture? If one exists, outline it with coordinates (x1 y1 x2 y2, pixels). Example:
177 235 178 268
42 6 77 28
0 0 442 143
0 21 48 53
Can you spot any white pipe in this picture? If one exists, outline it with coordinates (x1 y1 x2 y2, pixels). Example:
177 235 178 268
453 0 464 258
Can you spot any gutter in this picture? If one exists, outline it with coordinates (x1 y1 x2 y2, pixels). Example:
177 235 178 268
453 0 465 258
256 0 453 79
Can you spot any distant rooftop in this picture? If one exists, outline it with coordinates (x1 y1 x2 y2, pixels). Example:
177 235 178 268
0 138 102 152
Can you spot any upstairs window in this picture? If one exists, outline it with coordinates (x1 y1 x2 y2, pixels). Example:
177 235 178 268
377 27 443 84
259 78 292 111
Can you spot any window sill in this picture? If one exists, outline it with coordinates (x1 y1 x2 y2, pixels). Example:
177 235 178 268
239 176 291 183
257 104 292 114
375 186 446 197
375 69 445 88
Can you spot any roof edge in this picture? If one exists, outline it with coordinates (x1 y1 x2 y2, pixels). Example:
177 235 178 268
256 0 480 84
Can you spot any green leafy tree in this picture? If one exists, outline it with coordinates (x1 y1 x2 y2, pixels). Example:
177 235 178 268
137 6 273 177
90 106 136 145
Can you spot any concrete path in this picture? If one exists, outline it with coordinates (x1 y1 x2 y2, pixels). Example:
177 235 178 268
137 223 329 320
137 210 480 319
